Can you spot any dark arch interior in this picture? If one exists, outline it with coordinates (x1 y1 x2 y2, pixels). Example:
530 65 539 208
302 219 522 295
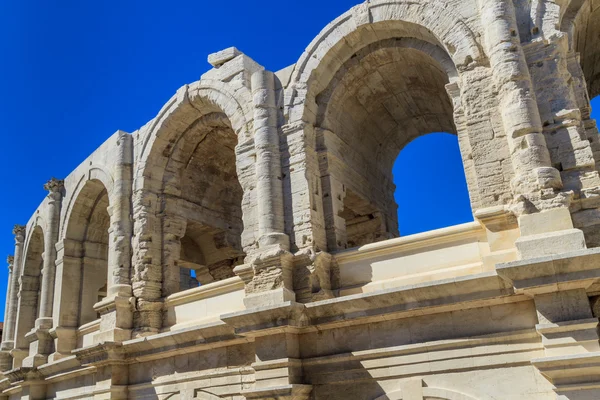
316 39 468 251
161 112 245 294
65 179 110 326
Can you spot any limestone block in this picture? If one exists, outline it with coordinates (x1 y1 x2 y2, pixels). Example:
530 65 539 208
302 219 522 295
515 229 586 259
208 47 241 67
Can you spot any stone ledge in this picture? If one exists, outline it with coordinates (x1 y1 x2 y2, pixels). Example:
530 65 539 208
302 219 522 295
305 272 515 327
497 248 600 294
532 352 600 389
221 301 306 336
241 384 313 399
535 318 599 334
333 222 484 263
163 276 244 307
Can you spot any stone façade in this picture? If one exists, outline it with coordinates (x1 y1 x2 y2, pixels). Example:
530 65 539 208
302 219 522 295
1 1 600 398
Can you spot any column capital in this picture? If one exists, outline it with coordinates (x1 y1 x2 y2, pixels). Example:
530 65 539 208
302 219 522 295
12 225 25 243
44 177 64 198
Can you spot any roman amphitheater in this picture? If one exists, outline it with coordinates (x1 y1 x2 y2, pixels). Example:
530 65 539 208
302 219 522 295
1 0 600 398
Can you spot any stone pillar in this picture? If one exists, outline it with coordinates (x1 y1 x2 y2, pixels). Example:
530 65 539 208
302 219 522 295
73 343 128 400
13 275 40 368
242 333 312 400
478 0 561 196
2 255 14 342
497 250 600 397
23 178 63 368
478 0 588 260
2 225 25 369
251 70 288 248
38 178 63 319
160 213 186 298
94 131 134 343
524 34 600 249
0 256 15 370
235 71 294 308
49 238 82 361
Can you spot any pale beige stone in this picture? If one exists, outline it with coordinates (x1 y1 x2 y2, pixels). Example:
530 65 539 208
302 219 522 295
1 1 600 399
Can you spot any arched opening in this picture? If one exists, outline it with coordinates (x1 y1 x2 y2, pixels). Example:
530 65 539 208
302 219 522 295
14 226 44 353
570 2 600 99
315 36 470 251
392 133 473 236
64 179 110 327
157 112 245 296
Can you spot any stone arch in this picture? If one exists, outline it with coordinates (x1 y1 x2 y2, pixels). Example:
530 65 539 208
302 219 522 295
279 0 518 257
60 168 114 241
287 2 498 251
555 0 600 99
132 78 256 331
58 178 111 330
374 387 479 400
13 224 45 360
287 0 484 125
137 79 254 173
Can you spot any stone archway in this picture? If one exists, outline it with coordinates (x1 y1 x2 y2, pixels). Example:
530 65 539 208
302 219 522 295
12 223 45 367
282 2 513 254
132 79 256 334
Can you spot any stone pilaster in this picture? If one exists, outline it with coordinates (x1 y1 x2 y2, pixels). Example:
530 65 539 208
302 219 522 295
524 34 600 250
0 255 15 371
497 249 600 397
222 303 312 400
131 188 163 336
73 343 129 400
478 0 562 198
2 225 25 370
235 71 294 308
477 0 590 260
94 131 134 344
23 178 63 368
251 70 288 249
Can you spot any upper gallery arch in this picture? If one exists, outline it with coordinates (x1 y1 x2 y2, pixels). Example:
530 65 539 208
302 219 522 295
286 0 485 124
135 79 255 181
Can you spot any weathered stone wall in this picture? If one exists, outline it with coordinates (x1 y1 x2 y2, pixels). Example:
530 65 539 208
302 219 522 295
1 1 600 399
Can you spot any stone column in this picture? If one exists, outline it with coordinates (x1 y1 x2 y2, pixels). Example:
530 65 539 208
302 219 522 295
23 178 63 368
94 131 135 343
2 256 14 343
478 0 561 196
478 0 588 259
251 70 288 248
0 256 15 370
38 178 63 319
1 225 25 370
235 71 294 308
524 34 600 248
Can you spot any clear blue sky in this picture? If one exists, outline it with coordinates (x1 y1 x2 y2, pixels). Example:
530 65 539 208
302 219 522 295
0 1 598 319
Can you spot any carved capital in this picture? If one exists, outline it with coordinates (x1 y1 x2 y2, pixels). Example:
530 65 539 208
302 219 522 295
12 225 25 243
44 177 64 200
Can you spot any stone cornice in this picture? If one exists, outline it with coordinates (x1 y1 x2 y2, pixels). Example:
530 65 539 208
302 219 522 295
496 248 600 295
